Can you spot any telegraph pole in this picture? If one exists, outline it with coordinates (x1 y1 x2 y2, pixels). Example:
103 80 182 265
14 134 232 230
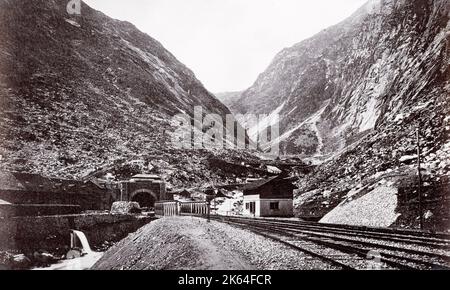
207 199 211 223
417 127 424 230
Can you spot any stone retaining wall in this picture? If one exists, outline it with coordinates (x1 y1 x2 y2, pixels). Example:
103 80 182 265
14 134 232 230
0 213 155 253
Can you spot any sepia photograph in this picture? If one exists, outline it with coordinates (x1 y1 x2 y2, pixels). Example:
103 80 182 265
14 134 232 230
0 0 449 278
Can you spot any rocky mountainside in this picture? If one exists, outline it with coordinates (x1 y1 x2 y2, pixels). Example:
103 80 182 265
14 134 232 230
0 0 248 185
215 91 243 109
231 0 449 158
230 0 449 228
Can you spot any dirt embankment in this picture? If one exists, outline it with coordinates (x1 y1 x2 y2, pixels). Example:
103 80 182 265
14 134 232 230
93 216 335 270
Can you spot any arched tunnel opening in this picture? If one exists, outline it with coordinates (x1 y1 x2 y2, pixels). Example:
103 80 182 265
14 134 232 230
131 192 156 209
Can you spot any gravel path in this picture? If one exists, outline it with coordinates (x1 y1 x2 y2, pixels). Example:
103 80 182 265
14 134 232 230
93 216 336 270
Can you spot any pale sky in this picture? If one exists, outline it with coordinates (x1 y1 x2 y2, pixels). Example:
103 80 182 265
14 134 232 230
84 0 367 93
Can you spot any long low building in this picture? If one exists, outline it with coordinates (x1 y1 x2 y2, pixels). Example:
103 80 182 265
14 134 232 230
0 171 115 211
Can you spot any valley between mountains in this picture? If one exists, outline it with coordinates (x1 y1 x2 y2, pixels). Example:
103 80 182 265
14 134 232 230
0 0 449 230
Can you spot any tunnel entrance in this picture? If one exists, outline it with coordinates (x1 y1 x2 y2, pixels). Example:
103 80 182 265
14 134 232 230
131 191 156 208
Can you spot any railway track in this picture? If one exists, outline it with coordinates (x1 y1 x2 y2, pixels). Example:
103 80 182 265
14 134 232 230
223 216 450 245
208 215 450 270
224 218 450 254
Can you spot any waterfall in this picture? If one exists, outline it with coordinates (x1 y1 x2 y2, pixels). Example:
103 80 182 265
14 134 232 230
71 230 93 255
34 230 103 270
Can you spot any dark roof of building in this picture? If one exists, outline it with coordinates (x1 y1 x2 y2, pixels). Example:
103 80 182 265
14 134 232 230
241 176 298 200
241 176 279 191
0 171 103 194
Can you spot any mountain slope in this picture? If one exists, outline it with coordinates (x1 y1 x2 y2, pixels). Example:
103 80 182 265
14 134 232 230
232 0 449 157
215 91 243 109
0 0 241 181
230 0 449 228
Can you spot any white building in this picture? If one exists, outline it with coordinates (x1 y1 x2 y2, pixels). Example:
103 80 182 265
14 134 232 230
242 176 296 217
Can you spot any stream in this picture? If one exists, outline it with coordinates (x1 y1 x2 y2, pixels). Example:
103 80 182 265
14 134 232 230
33 230 104 270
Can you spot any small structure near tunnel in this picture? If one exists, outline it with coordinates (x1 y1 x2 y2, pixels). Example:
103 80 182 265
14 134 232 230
241 176 296 217
119 174 167 208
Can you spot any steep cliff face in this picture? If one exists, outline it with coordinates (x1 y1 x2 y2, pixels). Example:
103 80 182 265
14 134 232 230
232 0 449 157
229 0 449 227
0 0 238 181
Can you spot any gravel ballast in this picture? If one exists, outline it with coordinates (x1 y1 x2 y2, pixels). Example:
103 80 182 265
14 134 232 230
93 216 336 270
